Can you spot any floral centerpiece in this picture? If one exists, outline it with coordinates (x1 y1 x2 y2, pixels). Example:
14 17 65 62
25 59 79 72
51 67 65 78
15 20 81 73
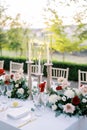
47 77 87 117
3 69 30 99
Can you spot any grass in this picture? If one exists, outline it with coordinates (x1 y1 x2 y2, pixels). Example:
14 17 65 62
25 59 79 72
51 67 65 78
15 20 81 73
1 50 87 64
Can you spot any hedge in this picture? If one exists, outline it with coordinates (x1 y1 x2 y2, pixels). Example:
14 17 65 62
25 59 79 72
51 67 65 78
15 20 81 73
0 56 87 81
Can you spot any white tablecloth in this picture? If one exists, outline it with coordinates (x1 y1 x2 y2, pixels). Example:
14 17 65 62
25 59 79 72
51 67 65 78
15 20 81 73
0 99 87 130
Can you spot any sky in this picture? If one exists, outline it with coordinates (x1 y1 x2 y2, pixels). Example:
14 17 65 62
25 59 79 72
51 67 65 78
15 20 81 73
1 0 87 28
1 0 47 28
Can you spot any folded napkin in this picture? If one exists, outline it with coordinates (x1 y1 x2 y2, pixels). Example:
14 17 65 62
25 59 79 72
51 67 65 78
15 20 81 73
7 107 29 119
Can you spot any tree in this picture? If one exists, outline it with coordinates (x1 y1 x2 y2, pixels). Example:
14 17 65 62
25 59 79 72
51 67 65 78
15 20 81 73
0 29 8 55
44 0 87 61
7 14 24 57
7 27 23 56
0 5 10 56
71 0 87 51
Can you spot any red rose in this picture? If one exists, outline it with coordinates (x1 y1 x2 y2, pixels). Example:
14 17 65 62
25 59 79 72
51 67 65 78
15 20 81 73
80 84 83 87
11 74 14 79
0 69 5 76
72 96 80 105
38 82 46 92
4 81 10 85
56 86 62 90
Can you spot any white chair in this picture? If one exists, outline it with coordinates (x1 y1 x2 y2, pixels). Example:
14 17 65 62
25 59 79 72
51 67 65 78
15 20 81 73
30 64 44 83
31 64 43 75
78 69 87 88
0 60 4 69
10 61 24 75
31 64 38 75
52 67 69 80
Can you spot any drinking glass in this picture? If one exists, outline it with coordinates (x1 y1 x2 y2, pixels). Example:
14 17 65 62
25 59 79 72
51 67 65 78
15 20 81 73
6 84 13 93
0 85 6 104
0 85 5 96
33 93 42 116
6 84 14 102
41 93 49 112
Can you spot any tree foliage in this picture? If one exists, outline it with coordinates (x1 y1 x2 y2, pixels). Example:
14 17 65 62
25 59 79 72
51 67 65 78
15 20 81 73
44 0 87 62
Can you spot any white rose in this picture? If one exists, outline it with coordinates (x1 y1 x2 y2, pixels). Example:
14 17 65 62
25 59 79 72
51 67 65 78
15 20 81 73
62 96 67 101
57 95 61 100
17 88 24 95
15 84 19 88
6 91 11 97
73 88 81 95
49 94 58 104
82 98 87 103
64 89 75 98
52 104 57 111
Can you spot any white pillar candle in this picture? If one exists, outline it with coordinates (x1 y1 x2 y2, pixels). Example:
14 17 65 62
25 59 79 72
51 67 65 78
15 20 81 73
28 42 31 62
38 54 41 74
47 42 50 64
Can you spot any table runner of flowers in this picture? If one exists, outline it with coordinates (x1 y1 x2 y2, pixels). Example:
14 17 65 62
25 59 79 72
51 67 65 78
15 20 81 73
0 68 30 99
47 77 87 117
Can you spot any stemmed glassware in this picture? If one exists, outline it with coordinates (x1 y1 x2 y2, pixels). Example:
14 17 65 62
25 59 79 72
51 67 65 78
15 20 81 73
41 92 49 112
0 85 6 104
0 85 5 96
6 84 14 103
33 93 43 116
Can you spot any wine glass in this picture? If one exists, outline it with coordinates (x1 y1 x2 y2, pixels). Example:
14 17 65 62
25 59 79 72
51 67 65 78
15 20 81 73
6 84 13 93
41 93 49 112
6 84 14 102
0 85 5 96
33 93 42 116
0 85 6 104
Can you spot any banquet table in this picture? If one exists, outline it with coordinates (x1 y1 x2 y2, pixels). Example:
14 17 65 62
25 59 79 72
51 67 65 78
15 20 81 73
0 98 87 130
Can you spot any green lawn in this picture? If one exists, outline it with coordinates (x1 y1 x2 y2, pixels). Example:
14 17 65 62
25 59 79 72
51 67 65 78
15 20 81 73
1 50 87 64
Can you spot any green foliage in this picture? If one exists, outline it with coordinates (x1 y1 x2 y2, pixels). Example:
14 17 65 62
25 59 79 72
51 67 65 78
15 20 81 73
44 0 87 61
0 56 87 82
7 28 23 51
52 61 87 81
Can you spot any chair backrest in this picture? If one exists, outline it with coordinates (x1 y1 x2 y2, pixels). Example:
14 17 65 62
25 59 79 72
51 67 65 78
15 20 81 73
31 64 43 75
0 60 4 69
78 69 87 88
10 61 24 75
52 67 69 80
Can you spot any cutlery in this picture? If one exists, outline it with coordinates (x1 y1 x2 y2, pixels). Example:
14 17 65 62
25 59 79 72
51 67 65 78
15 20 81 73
17 118 37 128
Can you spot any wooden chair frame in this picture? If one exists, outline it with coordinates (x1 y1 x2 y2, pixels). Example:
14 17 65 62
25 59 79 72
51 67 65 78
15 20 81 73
0 60 4 69
10 61 24 75
78 69 87 88
52 67 69 80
